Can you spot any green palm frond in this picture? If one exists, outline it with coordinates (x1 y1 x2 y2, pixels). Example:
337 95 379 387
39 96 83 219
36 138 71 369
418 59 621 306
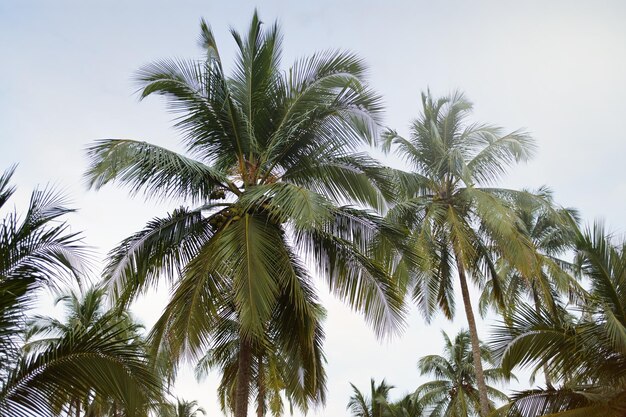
0 166 90 416
493 224 626 416
85 139 234 202
103 206 215 307
348 379 395 417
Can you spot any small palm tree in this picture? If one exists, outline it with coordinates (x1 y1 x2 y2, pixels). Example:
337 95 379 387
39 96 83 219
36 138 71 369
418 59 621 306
348 379 395 417
492 223 626 417
162 398 207 417
383 91 537 417
480 187 581 322
415 330 509 417
387 394 423 417
193 293 326 417
23 285 164 417
86 11 401 417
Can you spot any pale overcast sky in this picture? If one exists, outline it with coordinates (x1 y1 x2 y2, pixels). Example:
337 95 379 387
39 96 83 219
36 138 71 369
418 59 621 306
1 1 625 416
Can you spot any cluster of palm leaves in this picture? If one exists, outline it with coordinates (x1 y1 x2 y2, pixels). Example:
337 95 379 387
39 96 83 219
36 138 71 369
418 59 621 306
3 9 623 417
491 224 626 417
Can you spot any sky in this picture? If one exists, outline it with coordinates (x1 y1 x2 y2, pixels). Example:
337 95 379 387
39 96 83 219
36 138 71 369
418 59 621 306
1 1 626 416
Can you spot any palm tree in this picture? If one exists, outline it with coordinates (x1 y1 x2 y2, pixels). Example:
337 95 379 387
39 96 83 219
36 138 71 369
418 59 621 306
415 330 509 417
193 293 326 417
85 11 403 417
387 394 423 417
478 187 581 385
162 398 207 417
24 285 164 416
0 165 85 380
348 379 395 417
492 223 626 417
382 91 537 417
479 187 581 322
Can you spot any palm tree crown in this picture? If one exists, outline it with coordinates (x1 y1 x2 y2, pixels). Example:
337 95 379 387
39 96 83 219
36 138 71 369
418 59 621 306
479 186 581 322
23 285 163 417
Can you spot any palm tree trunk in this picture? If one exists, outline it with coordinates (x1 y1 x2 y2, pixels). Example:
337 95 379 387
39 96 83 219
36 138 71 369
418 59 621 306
235 336 253 417
455 254 490 417
256 354 265 417
531 287 552 386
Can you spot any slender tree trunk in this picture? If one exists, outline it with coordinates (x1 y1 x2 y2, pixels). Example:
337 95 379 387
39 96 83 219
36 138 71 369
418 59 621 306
454 253 490 417
531 287 552 386
256 354 266 417
235 336 253 417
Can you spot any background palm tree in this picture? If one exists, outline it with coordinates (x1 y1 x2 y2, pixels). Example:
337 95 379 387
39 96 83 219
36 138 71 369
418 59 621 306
85 11 403 417
479 187 581 322
0 165 85 381
162 398 207 417
24 286 164 417
478 187 581 385
414 330 509 417
193 293 326 417
382 91 537 417
0 166 163 417
348 379 395 417
387 394 424 417
492 223 626 417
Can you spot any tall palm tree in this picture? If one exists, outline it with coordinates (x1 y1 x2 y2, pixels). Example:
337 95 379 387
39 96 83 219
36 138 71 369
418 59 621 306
414 330 509 417
492 223 626 417
382 91 537 417
24 286 163 416
85 11 403 417
348 379 395 417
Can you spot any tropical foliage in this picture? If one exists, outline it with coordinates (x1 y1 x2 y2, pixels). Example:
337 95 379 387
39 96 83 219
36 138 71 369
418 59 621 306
23 286 163 416
162 398 207 417
492 224 626 417
348 379 395 417
348 379 426 417
479 187 580 322
3 8 624 417
0 167 162 417
193 294 326 417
